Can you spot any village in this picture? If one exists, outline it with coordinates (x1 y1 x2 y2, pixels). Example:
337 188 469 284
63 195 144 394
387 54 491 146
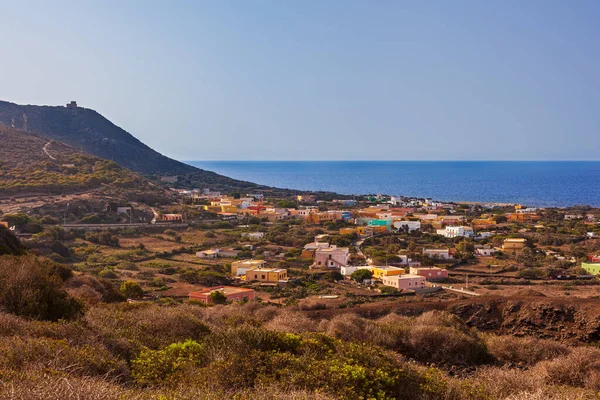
5 187 598 311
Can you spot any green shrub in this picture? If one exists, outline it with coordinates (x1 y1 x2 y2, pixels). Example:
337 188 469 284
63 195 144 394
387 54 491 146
209 290 227 304
131 340 205 386
98 269 118 279
120 281 144 299
351 269 373 282
79 215 102 224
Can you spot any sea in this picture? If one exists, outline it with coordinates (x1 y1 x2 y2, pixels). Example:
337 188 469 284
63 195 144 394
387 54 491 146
186 161 600 208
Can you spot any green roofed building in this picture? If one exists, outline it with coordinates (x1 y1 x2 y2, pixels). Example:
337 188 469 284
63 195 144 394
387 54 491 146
581 263 600 275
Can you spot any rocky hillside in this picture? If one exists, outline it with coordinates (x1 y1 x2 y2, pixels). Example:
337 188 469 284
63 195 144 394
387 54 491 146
0 125 164 197
0 100 264 192
449 296 600 343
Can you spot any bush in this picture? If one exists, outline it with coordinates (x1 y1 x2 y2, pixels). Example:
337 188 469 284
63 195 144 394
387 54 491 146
40 216 59 225
131 340 205 386
0 255 82 321
120 281 144 299
79 215 102 224
485 335 570 365
21 222 44 234
1 213 32 229
0 226 26 255
209 290 227 304
351 269 373 282
98 269 118 279
380 286 400 295
535 347 600 389
51 241 72 258
118 261 139 271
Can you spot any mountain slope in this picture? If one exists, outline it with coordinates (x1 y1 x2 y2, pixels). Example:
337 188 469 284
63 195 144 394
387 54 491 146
0 101 260 191
0 125 164 197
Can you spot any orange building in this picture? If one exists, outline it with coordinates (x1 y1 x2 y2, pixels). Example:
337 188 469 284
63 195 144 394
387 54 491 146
306 211 342 224
160 213 183 222
472 217 496 229
502 238 527 255
507 213 541 223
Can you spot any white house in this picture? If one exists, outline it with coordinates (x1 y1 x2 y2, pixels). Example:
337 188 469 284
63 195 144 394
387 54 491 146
475 232 493 240
436 226 474 238
196 249 219 259
196 248 239 259
423 248 452 260
475 245 495 256
242 232 265 240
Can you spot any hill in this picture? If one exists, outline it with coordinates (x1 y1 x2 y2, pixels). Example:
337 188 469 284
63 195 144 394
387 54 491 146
0 125 164 197
0 100 267 192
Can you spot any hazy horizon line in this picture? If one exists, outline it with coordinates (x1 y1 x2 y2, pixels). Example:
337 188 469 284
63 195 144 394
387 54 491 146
184 159 600 163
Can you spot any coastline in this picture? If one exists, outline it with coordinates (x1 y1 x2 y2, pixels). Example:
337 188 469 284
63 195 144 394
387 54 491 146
186 160 600 208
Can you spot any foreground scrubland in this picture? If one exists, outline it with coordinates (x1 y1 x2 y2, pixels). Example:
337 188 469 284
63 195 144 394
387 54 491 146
0 300 599 400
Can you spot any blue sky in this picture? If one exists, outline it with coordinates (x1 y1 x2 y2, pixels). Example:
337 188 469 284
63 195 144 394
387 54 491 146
1 1 599 161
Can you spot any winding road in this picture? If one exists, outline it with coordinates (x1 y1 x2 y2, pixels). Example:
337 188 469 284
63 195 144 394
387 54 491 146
43 142 57 160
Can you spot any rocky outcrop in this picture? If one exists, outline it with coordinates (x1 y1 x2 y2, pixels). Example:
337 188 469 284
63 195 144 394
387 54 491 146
449 298 600 344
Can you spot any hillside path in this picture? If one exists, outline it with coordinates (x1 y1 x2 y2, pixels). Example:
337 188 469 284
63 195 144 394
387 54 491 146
43 142 57 160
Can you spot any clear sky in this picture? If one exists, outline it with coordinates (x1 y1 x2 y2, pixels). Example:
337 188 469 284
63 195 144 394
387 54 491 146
1 1 599 161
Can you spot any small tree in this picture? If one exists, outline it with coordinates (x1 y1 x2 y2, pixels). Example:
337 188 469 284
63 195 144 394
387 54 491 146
351 269 373 283
209 290 227 304
120 280 144 299
494 215 508 224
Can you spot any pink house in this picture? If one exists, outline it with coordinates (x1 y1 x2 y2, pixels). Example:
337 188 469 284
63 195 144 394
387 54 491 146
409 267 448 281
381 274 426 290
311 246 349 269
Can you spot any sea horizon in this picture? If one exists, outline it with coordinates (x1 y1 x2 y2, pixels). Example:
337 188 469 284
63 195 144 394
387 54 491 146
186 160 600 208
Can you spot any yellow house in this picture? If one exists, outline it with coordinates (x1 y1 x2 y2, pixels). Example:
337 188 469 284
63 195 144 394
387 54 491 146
339 227 357 235
356 226 387 236
502 238 527 255
371 266 405 280
246 268 288 282
202 205 222 212
220 205 238 213
231 259 266 276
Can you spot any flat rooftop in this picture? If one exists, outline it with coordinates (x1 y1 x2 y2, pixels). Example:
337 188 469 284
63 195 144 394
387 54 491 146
232 259 266 266
384 274 425 280
248 268 286 273
190 286 254 296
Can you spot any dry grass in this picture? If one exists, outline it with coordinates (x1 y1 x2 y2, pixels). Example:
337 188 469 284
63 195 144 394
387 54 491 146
0 371 335 400
534 347 600 390
484 335 571 366
0 301 599 399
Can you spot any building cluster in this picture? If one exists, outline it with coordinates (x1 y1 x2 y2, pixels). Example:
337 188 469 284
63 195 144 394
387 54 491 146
297 232 448 292
180 192 600 305
339 264 448 291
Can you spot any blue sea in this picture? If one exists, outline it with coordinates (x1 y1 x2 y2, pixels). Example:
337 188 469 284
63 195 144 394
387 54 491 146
186 161 600 208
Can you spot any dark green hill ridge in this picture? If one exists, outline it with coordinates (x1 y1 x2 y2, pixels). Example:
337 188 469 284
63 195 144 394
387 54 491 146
0 100 261 191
